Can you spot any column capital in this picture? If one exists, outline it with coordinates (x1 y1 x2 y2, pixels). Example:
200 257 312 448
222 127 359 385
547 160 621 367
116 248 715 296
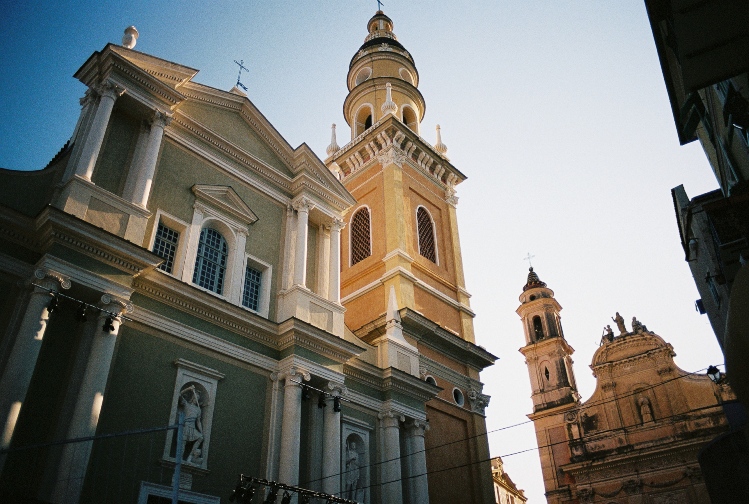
32 268 71 291
95 80 125 100
404 419 429 436
378 410 405 427
279 366 311 385
99 293 134 315
151 109 173 129
325 381 347 397
329 217 345 232
292 197 314 213
468 388 490 415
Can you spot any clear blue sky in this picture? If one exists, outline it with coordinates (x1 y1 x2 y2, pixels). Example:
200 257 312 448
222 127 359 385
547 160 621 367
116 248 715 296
0 2 724 502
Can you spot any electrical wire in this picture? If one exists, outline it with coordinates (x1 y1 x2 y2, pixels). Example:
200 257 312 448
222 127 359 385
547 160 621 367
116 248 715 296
296 365 724 487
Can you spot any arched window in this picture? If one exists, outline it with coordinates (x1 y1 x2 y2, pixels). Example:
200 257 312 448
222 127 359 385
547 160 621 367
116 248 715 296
350 208 371 265
533 316 544 341
355 105 374 137
192 228 228 294
402 105 418 133
416 207 437 263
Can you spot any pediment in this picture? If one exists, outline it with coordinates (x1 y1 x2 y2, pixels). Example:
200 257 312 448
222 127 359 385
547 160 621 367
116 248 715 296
109 45 199 90
291 145 357 209
192 185 258 225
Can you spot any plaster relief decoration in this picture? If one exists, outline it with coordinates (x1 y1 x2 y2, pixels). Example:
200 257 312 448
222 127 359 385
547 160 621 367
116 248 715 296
342 423 370 504
163 359 224 471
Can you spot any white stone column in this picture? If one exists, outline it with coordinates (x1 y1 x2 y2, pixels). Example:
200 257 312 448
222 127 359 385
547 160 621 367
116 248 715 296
306 391 324 492
127 110 172 208
51 297 131 504
73 81 124 181
282 205 295 291
316 224 330 297
0 271 70 461
229 229 248 304
278 368 309 488
403 419 430 504
328 218 344 303
379 411 404 504
322 383 344 496
292 198 314 287
181 204 205 283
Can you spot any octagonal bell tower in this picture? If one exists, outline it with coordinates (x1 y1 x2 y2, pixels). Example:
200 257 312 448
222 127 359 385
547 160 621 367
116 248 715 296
344 11 426 138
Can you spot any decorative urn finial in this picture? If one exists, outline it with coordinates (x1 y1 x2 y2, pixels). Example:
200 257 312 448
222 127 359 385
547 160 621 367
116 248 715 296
326 123 340 156
122 26 139 49
434 124 448 155
381 82 398 116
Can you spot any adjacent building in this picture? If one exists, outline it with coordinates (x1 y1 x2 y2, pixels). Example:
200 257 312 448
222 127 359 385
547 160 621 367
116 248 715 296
0 11 495 504
491 456 527 504
644 0 749 404
518 268 733 503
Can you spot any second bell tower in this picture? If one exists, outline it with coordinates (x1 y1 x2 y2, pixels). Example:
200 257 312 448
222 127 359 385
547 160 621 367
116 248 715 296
517 268 579 413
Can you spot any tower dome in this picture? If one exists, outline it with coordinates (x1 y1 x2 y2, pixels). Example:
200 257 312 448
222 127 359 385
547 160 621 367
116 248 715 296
344 11 426 139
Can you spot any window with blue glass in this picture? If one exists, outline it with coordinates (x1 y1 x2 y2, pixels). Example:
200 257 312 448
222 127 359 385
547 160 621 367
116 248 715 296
192 228 228 294
242 265 262 311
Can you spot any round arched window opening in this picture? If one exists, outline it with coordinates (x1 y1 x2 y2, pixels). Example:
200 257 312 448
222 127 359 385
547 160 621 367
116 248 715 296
399 67 414 85
453 388 465 407
425 375 437 387
355 67 372 86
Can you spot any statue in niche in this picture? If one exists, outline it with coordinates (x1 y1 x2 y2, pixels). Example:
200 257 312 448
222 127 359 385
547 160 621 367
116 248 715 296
638 396 654 424
612 312 627 335
344 436 365 501
178 384 205 464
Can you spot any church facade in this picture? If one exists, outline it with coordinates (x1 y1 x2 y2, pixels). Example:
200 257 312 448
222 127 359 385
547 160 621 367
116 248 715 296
518 268 733 504
0 11 495 504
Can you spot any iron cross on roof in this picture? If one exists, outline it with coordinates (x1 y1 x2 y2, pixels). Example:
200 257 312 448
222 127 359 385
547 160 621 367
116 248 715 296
377 0 384 10
523 252 535 269
234 59 249 92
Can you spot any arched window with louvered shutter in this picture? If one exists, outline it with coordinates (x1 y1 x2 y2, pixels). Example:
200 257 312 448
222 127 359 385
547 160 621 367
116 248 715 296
416 206 437 263
350 207 371 266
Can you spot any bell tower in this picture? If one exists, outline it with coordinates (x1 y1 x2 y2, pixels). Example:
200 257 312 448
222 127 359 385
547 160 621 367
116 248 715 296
324 11 496 504
344 11 425 138
517 268 579 412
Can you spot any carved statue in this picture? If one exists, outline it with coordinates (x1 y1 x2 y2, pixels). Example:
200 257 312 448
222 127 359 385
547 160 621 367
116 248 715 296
601 325 614 344
345 440 362 500
632 316 649 333
612 312 627 335
638 396 654 423
179 385 204 463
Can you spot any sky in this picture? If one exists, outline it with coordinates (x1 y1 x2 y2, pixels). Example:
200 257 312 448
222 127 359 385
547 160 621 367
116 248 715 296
0 1 726 502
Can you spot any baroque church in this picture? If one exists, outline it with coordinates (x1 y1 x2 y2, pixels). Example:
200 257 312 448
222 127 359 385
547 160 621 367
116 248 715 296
517 268 735 504
0 10 496 504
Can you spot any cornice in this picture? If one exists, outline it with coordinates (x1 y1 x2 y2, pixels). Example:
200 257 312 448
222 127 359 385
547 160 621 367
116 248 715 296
132 272 279 346
328 118 465 190
400 308 496 370
35 206 161 276
277 318 366 364
131 306 277 372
